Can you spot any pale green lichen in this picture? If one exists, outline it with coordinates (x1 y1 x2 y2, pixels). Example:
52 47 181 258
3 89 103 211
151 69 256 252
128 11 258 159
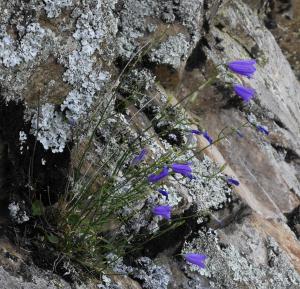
149 34 190 68
107 255 171 289
43 0 73 18
182 226 300 289
117 0 204 59
0 22 47 67
31 103 70 153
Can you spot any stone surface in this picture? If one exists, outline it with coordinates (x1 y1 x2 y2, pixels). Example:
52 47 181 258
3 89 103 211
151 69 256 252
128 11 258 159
0 0 300 289
186 0 300 216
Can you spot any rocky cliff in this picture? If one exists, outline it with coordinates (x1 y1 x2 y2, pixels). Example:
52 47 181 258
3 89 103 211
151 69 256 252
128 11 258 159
0 1 300 289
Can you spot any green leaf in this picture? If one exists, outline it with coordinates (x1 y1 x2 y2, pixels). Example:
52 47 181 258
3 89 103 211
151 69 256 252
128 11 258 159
32 200 44 216
47 233 59 244
68 214 80 225
219 163 227 173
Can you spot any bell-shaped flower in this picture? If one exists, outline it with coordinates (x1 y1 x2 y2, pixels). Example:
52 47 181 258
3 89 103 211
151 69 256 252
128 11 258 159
158 188 169 200
203 131 213 144
233 84 255 102
191 129 202 135
184 253 207 269
228 59 256 78
131 148 147 166
148 166 169 183
152 205 171 220
227 177 240 186
171 163 193 179
257 125 269 135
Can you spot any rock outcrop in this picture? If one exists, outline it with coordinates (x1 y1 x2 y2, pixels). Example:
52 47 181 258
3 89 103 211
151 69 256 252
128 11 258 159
0 0 300 288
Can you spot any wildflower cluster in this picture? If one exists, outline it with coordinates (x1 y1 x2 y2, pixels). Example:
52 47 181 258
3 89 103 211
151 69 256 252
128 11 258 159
53 56 269 274
228 59 256 103
227 59 269 134
133 144 241 269
141 153 210 268
148 162 193 220
122 59 264 270
129 140 209 267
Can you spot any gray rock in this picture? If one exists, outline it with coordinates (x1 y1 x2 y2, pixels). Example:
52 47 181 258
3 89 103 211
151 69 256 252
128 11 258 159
0 0 300 289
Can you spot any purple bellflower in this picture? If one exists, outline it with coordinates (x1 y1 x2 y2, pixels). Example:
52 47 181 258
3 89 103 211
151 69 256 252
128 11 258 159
227 177 240 186
233 84 255 102
189 130 213 144
203 131 213 144
131 148 147 165
172 163 193 179
191 129 202 135
257 125 269 135
236 130 244 138
228 59 256 78
152 205 171 220
148 166 169 183
158 188 169 200
184 253 207 269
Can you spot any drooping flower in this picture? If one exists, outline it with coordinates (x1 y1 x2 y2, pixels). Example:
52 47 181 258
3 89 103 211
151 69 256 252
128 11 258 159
131 148 147 165
203 131 213 144
233 84 255 102
152 205 171 220
227 177 240 186
158 188 169 200
148 166 169 183
191 129 202 135
228 59 256 78
257 125 269 135
172 163 193 179
184 253 207 269
190 130 213 144
236 130 244 138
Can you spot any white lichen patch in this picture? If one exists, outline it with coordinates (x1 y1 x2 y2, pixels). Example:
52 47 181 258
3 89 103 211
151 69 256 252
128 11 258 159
31 103 70 153
117 0 203 59
0 32 21 67
19 130 27 154
8 201 29 224
117 0 156 59
43 0 73 18
109 255 171 289
59 0 117 122
0 23 47 67
182 227 300 289
149 34 190 69
19 131 27 144
131 257 171 289
97 275 118 289
170 154 231 212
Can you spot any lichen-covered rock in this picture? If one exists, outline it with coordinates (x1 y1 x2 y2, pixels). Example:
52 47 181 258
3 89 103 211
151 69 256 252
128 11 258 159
1 0 300 288
43 0 74 18
182 216 300 289
149 34 190 69
187 0 300 217
0 0 118 152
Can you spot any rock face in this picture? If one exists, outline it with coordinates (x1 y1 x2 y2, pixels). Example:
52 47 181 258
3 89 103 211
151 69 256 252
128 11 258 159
200 0 300 215
0 0 300 289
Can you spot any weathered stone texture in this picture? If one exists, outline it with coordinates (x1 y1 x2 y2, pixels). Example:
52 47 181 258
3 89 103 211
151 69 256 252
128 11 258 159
1 0 300 288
